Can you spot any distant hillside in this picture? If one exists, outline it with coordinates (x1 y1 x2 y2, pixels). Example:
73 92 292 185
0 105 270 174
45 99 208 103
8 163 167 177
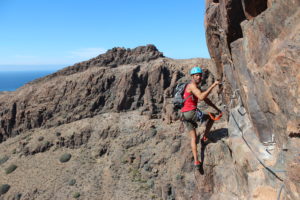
0 45 216 143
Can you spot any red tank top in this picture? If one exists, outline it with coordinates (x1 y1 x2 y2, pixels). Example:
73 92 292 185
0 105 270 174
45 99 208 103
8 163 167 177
181 84 198 112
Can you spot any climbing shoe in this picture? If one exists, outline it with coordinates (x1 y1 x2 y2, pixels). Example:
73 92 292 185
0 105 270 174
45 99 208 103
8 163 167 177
194 161 201 170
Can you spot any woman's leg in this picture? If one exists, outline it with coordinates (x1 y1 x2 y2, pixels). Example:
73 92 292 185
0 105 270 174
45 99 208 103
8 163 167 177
203 119 214 138
189 128 199 162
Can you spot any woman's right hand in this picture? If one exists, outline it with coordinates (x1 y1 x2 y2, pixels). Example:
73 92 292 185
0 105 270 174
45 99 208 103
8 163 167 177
213 81 220 87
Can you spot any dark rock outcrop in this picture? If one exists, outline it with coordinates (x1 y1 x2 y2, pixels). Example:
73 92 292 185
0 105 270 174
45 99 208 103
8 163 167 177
205 0 300 199
206 0 299 144
34 44 164 80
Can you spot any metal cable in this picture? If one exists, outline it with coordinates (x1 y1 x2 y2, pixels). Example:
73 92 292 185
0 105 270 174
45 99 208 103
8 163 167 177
230 112 284 182
277 184 285 200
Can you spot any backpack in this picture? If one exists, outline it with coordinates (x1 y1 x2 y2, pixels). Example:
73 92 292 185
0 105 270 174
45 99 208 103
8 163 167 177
172 82 192 110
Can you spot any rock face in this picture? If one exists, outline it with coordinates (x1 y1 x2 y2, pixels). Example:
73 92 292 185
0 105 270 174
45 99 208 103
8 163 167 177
206 0 299 143
205 0 300 199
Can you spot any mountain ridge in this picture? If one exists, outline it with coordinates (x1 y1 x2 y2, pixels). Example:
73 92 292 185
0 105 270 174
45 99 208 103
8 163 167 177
0 46 216 143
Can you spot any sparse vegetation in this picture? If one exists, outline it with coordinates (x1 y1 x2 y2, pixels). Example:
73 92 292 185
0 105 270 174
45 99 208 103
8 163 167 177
176 174 184 180
149 127 157 137
68 179 76 186
5 164 18 174
121 158 128 164
59 153 72 163
43 141 50 146
26 137 31 142
0 155 9 165
131 168 147 183
147 180 154 188
13 193 22 200
73 192 80 198
0 184 10 195
22 134 32 142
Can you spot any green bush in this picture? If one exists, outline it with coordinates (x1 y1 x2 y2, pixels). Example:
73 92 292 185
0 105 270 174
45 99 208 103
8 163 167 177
13 193 22 200
73 192 80 198
147 180 154 188
43 141 50 146
38 136 44 141
68 179 76 186
0 155 9 165
0 184 10 195
176 174 184 180
59 153 72 163
5 164 17 174
150 128 157 137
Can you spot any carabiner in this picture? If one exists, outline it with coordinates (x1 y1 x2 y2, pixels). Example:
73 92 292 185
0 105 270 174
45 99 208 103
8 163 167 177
208 112 223 121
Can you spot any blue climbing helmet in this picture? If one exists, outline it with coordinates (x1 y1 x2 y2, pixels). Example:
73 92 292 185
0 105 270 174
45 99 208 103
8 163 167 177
190 66 203 75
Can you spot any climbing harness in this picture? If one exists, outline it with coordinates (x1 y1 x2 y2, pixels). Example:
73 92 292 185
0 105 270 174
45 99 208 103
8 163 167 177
195 109 203 121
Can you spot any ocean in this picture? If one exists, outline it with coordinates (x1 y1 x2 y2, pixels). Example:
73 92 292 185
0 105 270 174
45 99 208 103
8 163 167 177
0 71 56 91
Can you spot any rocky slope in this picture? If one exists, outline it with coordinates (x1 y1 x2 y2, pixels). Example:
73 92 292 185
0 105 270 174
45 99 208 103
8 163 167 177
0 45 216 143
205 0 300 199
0 45 229 200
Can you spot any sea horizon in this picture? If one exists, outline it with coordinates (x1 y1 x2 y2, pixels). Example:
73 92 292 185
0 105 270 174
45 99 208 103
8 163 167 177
0 70 58 91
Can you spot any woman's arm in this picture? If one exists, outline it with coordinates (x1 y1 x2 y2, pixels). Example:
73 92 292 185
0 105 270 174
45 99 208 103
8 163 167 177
204 98 221 113
189 81 219 101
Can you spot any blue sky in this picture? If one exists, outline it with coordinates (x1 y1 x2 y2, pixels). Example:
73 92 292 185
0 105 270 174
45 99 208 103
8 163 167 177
0 0 209 71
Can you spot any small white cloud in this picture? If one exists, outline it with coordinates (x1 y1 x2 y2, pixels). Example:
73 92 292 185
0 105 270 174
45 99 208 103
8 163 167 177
69 48 107 59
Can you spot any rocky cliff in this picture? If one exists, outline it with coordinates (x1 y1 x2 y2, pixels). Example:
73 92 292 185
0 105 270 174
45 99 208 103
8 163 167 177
205 0 300 199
